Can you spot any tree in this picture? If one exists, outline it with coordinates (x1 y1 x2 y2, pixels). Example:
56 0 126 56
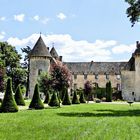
21 46 31 97
29 84 44 109
0 64 5 92
125 0 140 26
72 90 80 104
84 81 93 103
48 91 60 107
106 81 112 102
62 87 71 105
0 42 26 92
11 68 27 92
38 72 52 104
0 42 21 76
15 84 25 106
50 60 72 100
1 78 18 112
38 72 52 95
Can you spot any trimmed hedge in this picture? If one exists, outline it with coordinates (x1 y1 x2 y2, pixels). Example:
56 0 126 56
79 91 86 103
29 84 44 109
62 87 71 105
44 91 50 104
106 81 112 102
48 92 60 107
15 84 25 106
1 78 18 113
72 90 80 104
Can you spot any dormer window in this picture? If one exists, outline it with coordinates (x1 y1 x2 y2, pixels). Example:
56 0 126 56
116 75 120 80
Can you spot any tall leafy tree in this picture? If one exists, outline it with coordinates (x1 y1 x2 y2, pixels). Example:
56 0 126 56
0 64 5 92
0 42 21 75
38 72 52 94
125 0 140 26
11 68 27 92
0 42 27 91
84 80 93 103
21 46 31 97
50 60 72 99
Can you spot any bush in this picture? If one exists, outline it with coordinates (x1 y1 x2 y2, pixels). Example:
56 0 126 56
62 87 71 105
1 78 18 113
48 91 60 107
29 84 44 109
44 91 50 104
95 98 101 103
15 84 25 106
72 90 80 104
79 90 86 103
106 81 112 102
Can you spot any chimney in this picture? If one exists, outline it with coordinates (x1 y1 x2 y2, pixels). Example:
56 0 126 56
136 41 139 48
59 56 62 61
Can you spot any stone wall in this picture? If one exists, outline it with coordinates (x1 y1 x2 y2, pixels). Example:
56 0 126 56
121 70 135 101
29 57 50 98
134 56 140 101
72 74 121 89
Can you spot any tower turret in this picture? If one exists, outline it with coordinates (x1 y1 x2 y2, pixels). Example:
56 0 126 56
28 36 51 98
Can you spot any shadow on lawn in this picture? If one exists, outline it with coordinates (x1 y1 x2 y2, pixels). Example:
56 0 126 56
57 109 140 117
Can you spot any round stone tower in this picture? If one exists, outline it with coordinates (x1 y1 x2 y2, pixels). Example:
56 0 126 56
28 36 52 98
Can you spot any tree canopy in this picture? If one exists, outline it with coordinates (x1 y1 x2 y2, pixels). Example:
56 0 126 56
0 42 27 91
50 61 72 92
125 0 140 26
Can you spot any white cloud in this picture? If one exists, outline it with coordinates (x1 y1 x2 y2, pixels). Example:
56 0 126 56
33 15 40 21
7 33 136 62
0 17 6 21
112 44 135 54
41 18 50 24
57 13 66 20
0 31 5 40
33 15 50 24
14 14 25 22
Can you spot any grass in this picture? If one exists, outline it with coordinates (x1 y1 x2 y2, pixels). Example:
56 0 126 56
0 102 140 140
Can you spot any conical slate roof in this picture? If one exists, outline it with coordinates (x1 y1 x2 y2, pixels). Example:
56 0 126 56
50 47 59 58
29 36 51 58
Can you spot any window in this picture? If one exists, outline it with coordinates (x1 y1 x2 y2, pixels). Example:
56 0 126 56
84 74 87 80
74 83 77 90
117 84 121 91
95 74 98 79
74 74 77 79
106 74 109 80
38 69 42 75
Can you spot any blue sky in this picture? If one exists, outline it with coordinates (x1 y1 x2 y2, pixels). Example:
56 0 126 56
0 0 140 62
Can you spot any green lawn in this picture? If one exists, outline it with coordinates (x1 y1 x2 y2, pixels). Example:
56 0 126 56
0 103 140 140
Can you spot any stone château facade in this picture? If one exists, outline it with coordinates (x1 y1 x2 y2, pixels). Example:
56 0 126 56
28 36 140 101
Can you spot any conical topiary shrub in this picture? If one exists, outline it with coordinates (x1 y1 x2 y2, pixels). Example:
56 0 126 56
72 90 80 104
29 84 44 109
15 84 25 106
48 92 60 107
62 87 71 105
79 90 86 103
106 81 112 102
44 91 50 104
1 78 18 113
